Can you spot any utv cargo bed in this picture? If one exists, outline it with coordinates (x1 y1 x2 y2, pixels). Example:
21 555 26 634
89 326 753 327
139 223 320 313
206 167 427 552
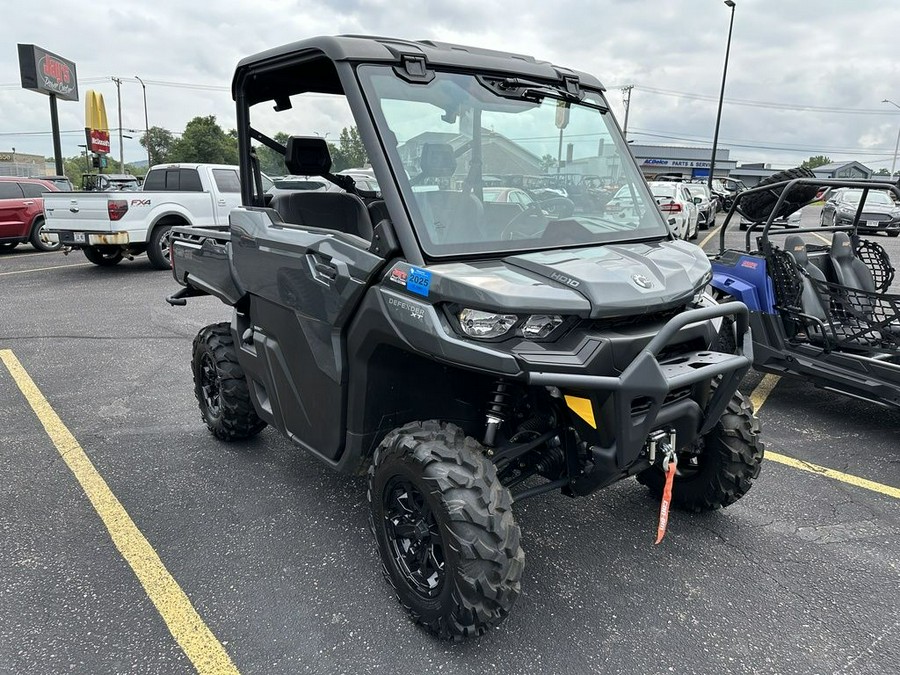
167 226 243 306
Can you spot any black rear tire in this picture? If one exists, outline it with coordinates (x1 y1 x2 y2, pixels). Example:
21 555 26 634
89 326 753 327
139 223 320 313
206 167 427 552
637 392 763 511
888 231 899 238
29 217 61 252
738 167 819 222
192 322 267 441
369 421 524 640
147 224 173 270
83 246 123 266
0 242 17 252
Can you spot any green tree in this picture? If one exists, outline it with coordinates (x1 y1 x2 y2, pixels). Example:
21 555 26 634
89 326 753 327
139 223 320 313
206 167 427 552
256 132 291 176
800 155 832 170
169 116 238 165
140 126 175 166
328 127 368 172
875 168 891 176
540 154 558 172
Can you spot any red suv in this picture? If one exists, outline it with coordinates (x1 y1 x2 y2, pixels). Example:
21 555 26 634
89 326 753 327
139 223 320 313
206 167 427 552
0 177 61 252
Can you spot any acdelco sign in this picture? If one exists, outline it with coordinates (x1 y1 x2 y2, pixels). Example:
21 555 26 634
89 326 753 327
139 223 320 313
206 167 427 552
17 44 79 101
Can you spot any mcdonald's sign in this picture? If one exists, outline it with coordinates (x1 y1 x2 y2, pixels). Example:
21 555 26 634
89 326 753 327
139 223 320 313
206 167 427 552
85 90 111 154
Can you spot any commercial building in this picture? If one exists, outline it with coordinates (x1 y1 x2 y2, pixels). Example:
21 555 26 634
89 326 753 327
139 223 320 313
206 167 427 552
0 150 49 177
628 144 735 181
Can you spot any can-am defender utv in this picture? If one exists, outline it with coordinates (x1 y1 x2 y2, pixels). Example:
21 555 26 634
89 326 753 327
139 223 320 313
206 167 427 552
712 170 900 408
168 36 764 639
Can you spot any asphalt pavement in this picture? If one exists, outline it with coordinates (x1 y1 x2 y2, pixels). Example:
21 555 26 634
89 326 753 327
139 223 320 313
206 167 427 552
1 213 898 674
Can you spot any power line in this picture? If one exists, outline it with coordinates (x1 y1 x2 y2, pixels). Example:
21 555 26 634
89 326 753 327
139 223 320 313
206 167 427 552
623 85 900 116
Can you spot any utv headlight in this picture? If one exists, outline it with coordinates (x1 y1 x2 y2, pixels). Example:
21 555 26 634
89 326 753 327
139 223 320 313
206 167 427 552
458 308 518 338
522 314 563 339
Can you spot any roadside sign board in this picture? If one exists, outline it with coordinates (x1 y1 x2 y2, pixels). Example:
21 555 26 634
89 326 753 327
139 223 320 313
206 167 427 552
17 44 79 101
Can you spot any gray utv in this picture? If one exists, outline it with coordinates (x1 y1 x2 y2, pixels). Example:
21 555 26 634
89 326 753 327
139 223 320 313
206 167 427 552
168 35 764 639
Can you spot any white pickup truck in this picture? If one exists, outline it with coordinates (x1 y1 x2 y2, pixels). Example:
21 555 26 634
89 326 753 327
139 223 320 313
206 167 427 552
43 163 258 269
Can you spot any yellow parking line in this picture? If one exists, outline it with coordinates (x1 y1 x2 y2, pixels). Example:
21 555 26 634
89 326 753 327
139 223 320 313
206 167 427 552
0 349 239 674
765 452 900 500
748 374 900 501
0 263 93 277
750 373 781 411
699 222 723 250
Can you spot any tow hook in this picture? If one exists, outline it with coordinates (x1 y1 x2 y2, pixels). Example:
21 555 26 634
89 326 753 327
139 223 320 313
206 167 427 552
647 429 676 465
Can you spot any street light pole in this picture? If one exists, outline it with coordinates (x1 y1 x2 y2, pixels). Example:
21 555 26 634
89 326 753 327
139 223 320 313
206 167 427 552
708 0 736 190
883 99 900 178
112 76 124 173
135 75 151 167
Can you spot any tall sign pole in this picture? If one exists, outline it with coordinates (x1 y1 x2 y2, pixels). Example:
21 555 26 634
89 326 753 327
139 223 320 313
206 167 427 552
17 44 79 176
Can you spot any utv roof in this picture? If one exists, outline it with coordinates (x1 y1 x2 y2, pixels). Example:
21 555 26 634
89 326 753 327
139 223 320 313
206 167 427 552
233 35 604 103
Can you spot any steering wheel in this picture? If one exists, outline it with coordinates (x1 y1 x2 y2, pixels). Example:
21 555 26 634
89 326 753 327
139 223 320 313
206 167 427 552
537 196 576 218
500 203 548 240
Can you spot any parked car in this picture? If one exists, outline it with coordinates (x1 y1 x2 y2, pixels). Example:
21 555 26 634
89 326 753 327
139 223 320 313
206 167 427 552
44 164 247 269
739 208 803 230
81 173 142 192
819 188 900 236
32 175 74 191
0 177 61 252
686 183 716 229
647 181 699 239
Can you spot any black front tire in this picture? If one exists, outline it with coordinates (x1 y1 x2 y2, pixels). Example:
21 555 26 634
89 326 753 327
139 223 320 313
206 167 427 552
192 322 267 441
0 242 17 252
887 231 899 238
637 392 763 511
147 224 173 270
369 421 524 640
83 246 124 266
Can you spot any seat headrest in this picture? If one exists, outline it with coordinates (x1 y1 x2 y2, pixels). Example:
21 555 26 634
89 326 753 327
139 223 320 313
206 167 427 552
419 143 456 177
830 231 853 260
784 235 808 266
284 136 331 176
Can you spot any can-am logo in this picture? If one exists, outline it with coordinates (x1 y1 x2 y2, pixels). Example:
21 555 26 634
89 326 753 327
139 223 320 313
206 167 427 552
632 274 653 289
549 272 580 288
38 55 76 97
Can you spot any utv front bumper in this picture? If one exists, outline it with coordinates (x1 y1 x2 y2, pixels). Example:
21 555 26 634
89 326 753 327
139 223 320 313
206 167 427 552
526 302 752 494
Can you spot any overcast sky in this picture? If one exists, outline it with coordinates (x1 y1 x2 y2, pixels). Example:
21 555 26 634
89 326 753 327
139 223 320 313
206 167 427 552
3 0 900 171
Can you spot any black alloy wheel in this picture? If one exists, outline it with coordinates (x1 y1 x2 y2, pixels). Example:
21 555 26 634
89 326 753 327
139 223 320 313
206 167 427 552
198 352 222 420
382 477 445 599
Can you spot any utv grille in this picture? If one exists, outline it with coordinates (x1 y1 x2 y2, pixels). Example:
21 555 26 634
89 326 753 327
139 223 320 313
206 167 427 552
630 386 693 417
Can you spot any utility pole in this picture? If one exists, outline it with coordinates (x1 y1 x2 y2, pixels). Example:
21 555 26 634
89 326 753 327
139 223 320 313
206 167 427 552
621 85 634 139
112 76 124 173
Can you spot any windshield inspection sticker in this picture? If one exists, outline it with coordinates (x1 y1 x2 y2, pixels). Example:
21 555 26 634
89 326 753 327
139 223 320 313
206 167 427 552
406 267 432 297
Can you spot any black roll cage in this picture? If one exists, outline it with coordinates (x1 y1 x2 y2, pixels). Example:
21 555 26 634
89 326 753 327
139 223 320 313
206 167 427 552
717 177 900 255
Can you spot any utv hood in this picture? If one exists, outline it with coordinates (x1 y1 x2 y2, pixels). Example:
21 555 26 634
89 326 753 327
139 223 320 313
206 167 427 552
424 239 711 319
506 239 711 318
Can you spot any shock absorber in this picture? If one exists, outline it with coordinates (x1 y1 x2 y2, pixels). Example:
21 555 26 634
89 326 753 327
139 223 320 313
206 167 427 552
483 379 511 447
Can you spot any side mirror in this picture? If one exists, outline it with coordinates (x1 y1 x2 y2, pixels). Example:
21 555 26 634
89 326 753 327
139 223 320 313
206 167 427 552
693 196 703 205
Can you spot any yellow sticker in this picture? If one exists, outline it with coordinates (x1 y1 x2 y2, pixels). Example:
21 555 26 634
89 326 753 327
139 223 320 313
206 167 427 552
564 395 596 429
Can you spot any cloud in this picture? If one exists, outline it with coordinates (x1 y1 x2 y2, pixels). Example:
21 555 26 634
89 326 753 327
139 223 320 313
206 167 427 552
2 0 899 170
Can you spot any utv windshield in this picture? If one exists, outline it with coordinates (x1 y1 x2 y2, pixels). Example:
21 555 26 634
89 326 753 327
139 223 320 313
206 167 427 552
357 66 668 257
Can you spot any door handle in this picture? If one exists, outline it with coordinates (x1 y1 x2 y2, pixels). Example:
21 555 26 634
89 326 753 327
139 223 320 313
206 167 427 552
307 252 338 283
23 200 34 205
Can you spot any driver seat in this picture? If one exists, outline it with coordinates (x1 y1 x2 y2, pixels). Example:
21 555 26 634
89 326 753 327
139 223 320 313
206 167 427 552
413 143 484 244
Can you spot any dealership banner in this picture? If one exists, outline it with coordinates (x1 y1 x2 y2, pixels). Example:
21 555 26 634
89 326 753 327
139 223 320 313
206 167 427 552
84 90 111 154
17 44 78 101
